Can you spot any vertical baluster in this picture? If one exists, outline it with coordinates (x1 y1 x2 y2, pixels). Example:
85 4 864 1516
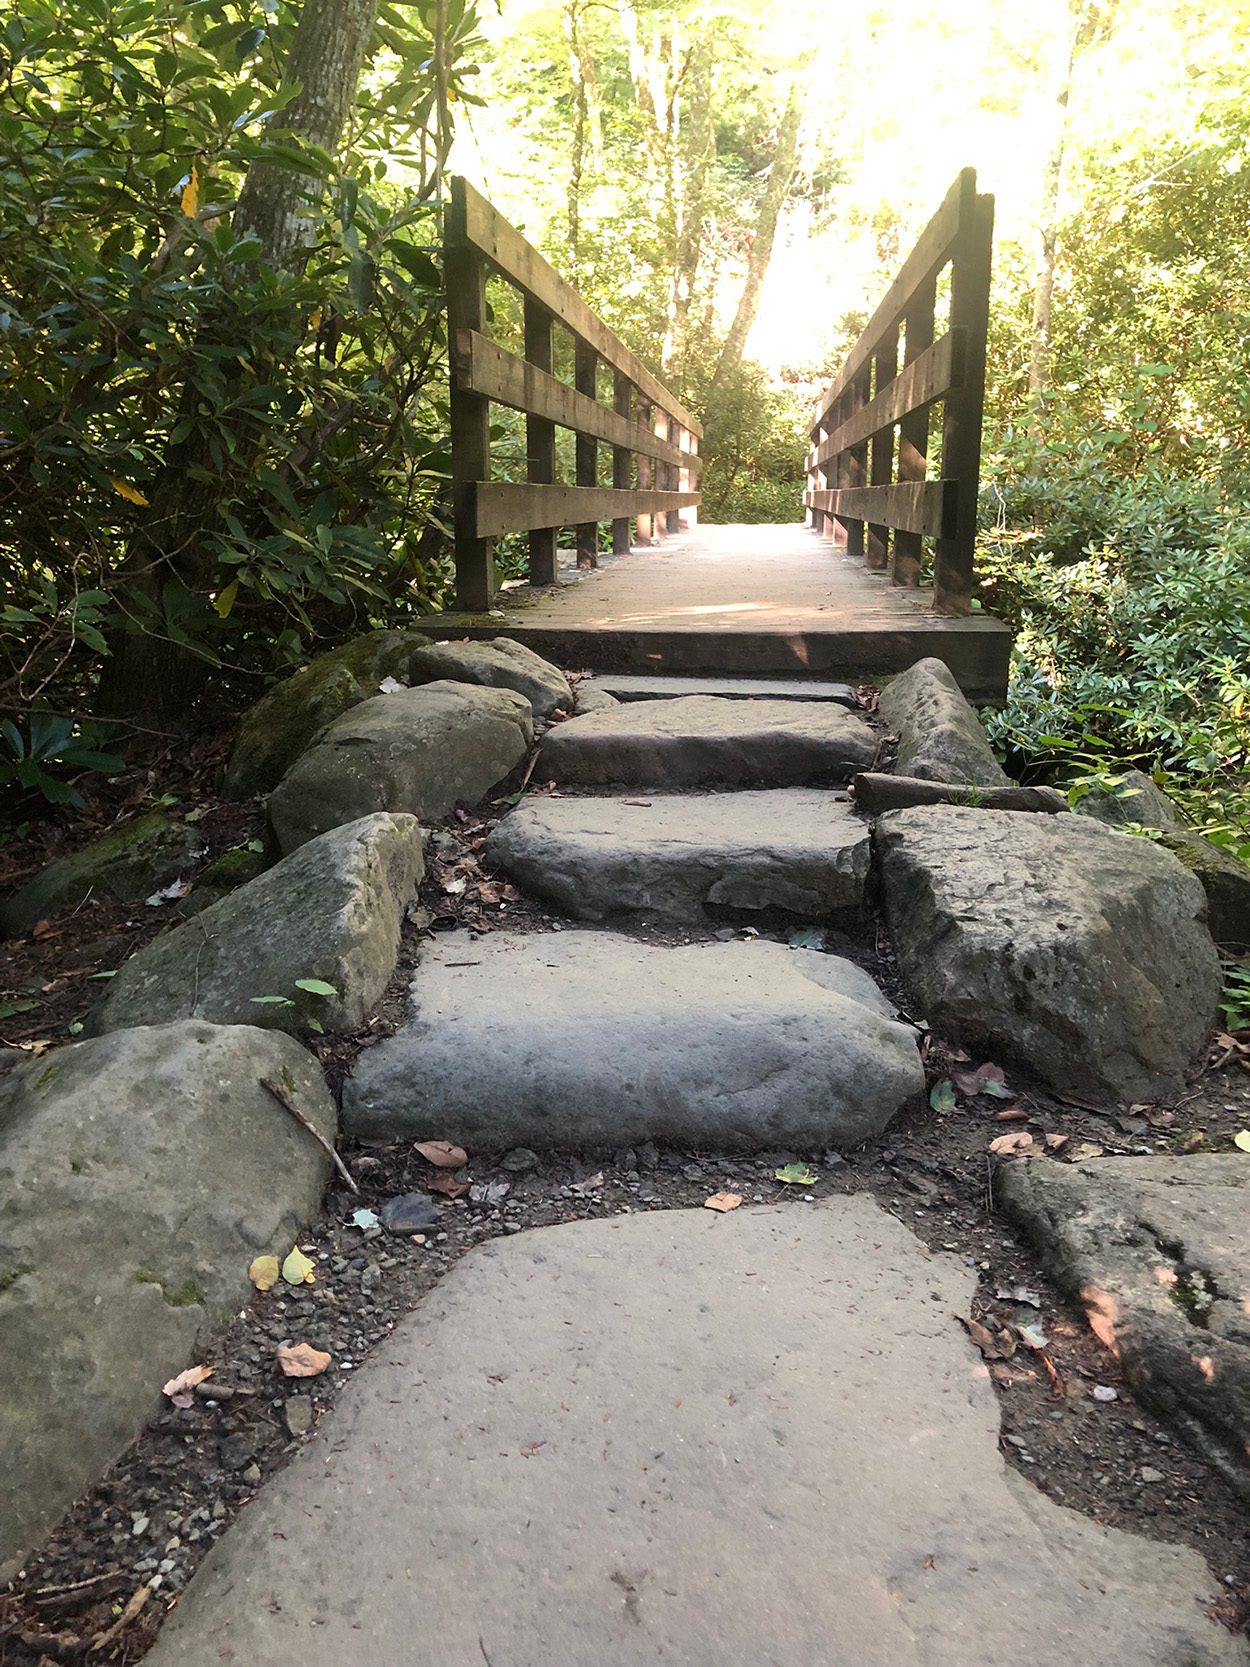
867 327 898 572
575 339 599 569
893 278 935 588
524 298 557 586
612 371 633 554
446 179 493 611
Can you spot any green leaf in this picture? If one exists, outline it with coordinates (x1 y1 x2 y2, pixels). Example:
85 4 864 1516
294 978 338 997
929 1079 957 1114
775 1163 817 1186
250 994 295 1006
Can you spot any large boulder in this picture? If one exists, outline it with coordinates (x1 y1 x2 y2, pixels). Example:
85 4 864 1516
407 637 572 721
486 790 870 923
998 1155 1250 1499
268 682 533 853
537 696 877 788
0 1022 335 1579
0 812 200 939
876 807 1220 1102
85 814 423 1036
1073 769 1187 832
344 932 922 1150
877 657 1008 787
224 630 432 798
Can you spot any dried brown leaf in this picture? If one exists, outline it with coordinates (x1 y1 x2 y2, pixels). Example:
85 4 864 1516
704 1191 743 1213
415 1140 468 1168
276 1342 332 1378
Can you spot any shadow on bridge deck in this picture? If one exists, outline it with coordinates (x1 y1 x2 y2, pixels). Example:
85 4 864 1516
422 522 1012 702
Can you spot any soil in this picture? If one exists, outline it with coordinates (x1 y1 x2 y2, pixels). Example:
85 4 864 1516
3 699 1250 1664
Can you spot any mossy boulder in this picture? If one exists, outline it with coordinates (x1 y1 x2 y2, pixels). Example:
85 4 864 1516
1161 833 1250 952
0 812 200 939
224 630 433 798
406 637 572 721
1074 770 1188 833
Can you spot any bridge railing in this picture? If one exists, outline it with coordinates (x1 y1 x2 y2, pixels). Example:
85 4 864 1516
445 177 702 613
804 168 993 615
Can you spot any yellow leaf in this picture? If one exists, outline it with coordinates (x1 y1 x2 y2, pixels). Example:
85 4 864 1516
214 578 239 620
181 165 199 219
276 1342 332 1378
282 1246 316 1286
307 306 323 332
704 1191 743 1213
248 1253 280 1292
1234 1130 1250 1153
110 478 150 507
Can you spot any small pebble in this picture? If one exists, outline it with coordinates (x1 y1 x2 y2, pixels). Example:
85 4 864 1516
1139 1466 1166 1484
285 1397 314 1438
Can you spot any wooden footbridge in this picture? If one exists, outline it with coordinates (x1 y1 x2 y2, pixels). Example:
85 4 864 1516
426 170 1010 701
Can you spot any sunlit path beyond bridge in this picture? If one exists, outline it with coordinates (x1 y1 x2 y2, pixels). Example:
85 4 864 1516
426 522 1011 702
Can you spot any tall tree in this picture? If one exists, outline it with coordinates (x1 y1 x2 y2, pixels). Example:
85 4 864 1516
708 80 802 395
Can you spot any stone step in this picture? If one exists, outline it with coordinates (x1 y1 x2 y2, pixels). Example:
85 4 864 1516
578 672 858 705
144 1202 1245 1667
486 790 869 923
539 695 878 787
343 931 922 1150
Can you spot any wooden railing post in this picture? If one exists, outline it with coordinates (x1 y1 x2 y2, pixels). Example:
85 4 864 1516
575 339 599 569
893 277 934 587
524 297 558 586
612 371 632 554
637 395 655 545
934 185 994 613
446 178 493 612
842 367 871 558
867 326 898 571
665 414 681 533
652 404 668 543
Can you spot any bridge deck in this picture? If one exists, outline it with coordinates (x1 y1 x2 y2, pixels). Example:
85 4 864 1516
424 522 1011 701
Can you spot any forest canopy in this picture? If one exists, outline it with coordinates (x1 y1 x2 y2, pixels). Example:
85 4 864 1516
0 0 1247 852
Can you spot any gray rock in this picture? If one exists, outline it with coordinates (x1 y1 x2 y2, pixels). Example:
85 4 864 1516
1 813 200 939
1160 832 1250 952
998 1155 1250 1500
537 696 877 788
1074 769 1188 832
576 674 859 706
224 630 432 798
143 1202 1246 1667
407 637 572 721
0 1022 334 1579
344 932 921 1150
85 815 424 1037
877 657 1008 786
268 682 533 854
379 1193 439 1234
486 791 870 923
876 806 1220 1102
284 1398 314 1439
572 681 620 715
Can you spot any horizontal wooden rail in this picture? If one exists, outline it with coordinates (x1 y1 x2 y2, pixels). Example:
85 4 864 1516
806 169 993 613
446 177 701 609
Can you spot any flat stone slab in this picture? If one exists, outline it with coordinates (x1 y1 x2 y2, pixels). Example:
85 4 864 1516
486 790 870 922
343 932 922 1149
578 673 858 705
145 1201 1246 1667
998 1154 1250 1500
538 695 878 787
877 806 1220 1103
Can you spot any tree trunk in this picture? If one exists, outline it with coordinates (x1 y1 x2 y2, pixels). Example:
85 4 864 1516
708 83 801 395
662 39 714 374
564 0 602 269
96 0 381 718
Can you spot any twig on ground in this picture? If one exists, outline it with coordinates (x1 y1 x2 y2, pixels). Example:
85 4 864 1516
260 1076 359 1195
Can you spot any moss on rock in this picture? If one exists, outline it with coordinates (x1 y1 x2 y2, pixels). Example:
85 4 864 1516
0 812 199 939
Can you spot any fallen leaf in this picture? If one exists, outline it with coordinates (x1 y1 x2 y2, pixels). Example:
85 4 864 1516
928 1078 957 1114
469 1178 510 1207
248 1254 280 1292
704 1191 743 1212
276 1342 332 1378
428 1172 470 1198
1068 1141 1105 1162
163 1364 213 1407
994 1106 1029 1122
1234 1130 1250 1153
378 676 407 692
951 1062 1008 1097
774 1162 817 1186
958 1316 1015 1360
1043 1131 1070 1152
349 1207 379 1229
996 1285 1042 1308
988 1130 1038 1156
415 1139 468 1168
1016 1319 1050 1351
281 1247 316 1285
145 878 191 906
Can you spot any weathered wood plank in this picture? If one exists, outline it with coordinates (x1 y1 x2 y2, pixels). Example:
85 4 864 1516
806 480 954 538
446 189 493 612
454 332 687 466
612 370 633 555
893 278 936 588
934 191 994 614
455 178 702 437
523 298 558 587
811 169 976 429
474 483 700 538
812 330 964 467
575 339 599 567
